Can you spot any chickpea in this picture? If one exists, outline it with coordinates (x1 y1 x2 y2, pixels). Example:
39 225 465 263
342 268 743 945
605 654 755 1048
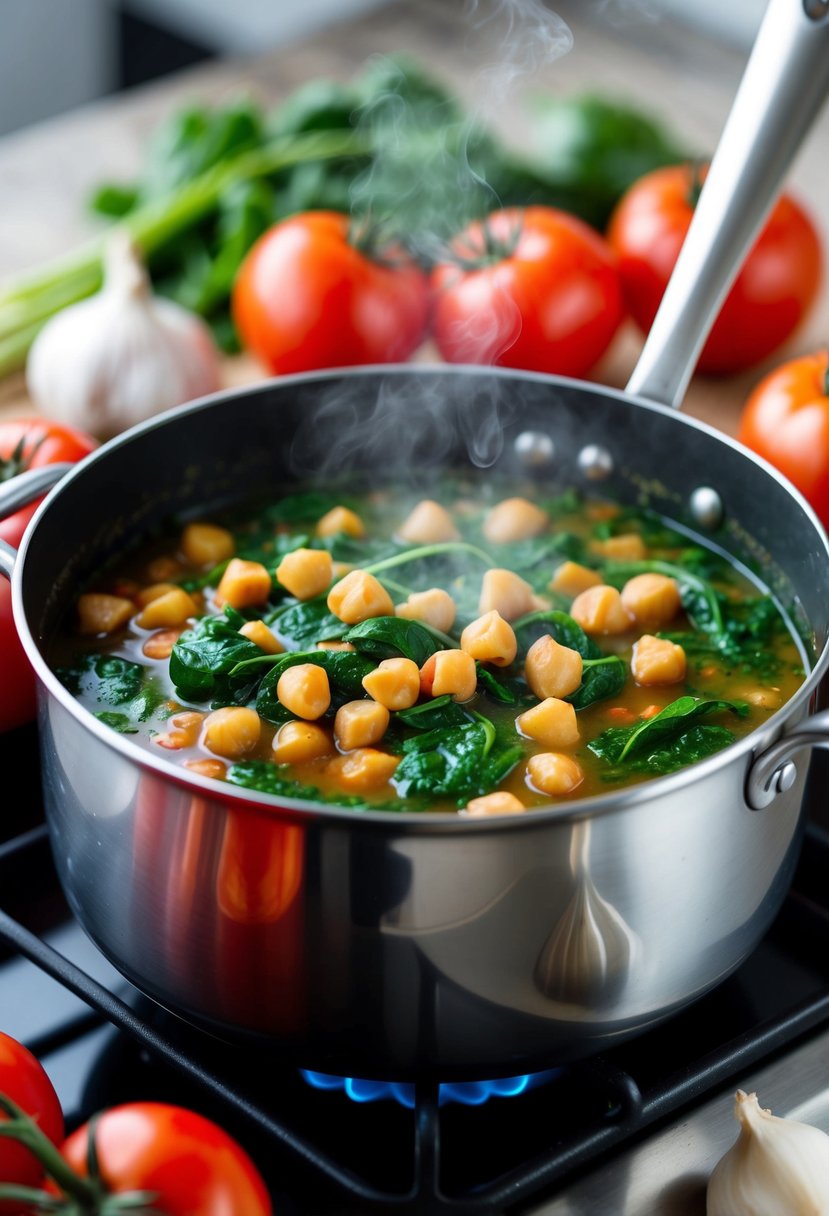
276 548 333 600
143 629 183 660
136 588 198 630
419 649 478 702
316 506 366 539
326 748 400 791
395 588 456 633
316 640 356 652
483 497 548 543
396 499 459 543
273 721 333 765
549 560 602 599
524 635 583 699
239 619 284 654
570 585 634 635
362 657 421 710
478 568 535 620
334 700 390 751
201 707 261 759
621 573 682 630
526 753 585 797
516 698 581 749
277 663 331 720
77 593 134 636
590 533 647 561
181 522 235 567
327 570 394 623
462 791 527 817
631 634 687 686
215 558 272 610
460 610 517 667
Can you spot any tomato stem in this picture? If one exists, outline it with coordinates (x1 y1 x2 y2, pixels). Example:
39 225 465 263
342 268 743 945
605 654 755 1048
441 212 523 271
0 434 45 483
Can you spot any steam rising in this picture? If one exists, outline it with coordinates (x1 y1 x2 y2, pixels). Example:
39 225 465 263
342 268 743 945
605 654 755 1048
463 0 574 113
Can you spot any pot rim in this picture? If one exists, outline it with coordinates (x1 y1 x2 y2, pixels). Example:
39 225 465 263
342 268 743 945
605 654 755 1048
14 362 829 830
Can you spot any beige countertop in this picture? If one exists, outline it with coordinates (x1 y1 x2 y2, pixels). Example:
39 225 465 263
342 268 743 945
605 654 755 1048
1 0 827 437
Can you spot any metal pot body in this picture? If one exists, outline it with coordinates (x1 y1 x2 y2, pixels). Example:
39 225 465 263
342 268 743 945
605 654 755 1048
15 367 829 1078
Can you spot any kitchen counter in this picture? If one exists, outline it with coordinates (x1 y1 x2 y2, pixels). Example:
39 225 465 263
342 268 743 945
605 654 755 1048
0 0 827 437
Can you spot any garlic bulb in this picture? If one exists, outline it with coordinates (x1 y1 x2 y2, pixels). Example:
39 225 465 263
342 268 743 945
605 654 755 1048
707 1089 829 1215
26 231 221 439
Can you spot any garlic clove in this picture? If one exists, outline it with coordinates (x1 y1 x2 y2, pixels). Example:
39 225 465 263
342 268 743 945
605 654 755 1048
26 230 222 441
707 1089 829 1215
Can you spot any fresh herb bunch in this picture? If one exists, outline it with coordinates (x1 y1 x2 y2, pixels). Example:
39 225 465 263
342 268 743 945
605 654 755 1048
0 54 690 373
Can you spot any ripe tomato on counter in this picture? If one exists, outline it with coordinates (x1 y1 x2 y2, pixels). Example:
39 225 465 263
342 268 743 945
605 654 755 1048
232 210 429 374
607 162 823 375
736 349 829 530
430 205 625 378
0 1030 64 1207
0 418 98 732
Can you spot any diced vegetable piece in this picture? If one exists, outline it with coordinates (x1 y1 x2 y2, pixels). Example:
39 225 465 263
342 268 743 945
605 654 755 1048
526 752 584 796
277 663 331 719
631 634 687 685
396 499 459 543
334 699 391 750
462 791 527 816
483 497 548 543
161 710 205 749
570 584 634 635
621 572 681 630
316 505 365 538
460 610 517 667
184 758 227 779
479 568 535 620
524 634 584 698
135 582 180 608
420 649 477 702
240 619 284 653
516 697 581 748
395 588 457 632
180 522 235 566
328 569 394 623
326 747 400 791
316 640 356 651
591 533 647 560
549 560 602 598
215 558 272 609
136 588 198 630
362 657 421 709
77 593 134 636
202 706 261 758
276 547 334 600
142 629 182 660
273 720 333 764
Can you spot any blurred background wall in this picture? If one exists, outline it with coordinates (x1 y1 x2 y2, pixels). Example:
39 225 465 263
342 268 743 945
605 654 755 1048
0 0 767 140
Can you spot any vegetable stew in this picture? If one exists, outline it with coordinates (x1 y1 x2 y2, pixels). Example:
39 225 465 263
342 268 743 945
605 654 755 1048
47 476 807 815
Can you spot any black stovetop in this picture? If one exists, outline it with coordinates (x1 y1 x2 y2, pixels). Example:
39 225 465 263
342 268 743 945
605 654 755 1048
1 723 828 1214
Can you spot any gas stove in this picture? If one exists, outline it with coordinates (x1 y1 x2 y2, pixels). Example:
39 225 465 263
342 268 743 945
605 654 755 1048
1 722 828 1215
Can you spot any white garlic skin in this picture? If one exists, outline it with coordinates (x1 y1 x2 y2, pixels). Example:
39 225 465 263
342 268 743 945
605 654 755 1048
26 234 222 441
707 1090 829 1216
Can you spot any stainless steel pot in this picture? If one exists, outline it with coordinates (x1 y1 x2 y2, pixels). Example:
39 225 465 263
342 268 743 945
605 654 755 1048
2 0 829 1080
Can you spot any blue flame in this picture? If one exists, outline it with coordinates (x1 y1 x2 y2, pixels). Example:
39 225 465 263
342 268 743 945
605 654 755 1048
300 1068 561 1108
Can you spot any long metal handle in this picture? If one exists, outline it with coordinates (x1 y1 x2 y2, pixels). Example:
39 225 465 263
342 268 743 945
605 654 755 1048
0 464 73 580
626 0 829 409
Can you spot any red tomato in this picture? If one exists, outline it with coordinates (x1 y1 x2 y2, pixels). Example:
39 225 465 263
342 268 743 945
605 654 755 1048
0 418 97 732
429 205 625 378
606 163 823 375
54 1102 272 1215
736 350 829 528
232 211 429 374
0 1030 64 1205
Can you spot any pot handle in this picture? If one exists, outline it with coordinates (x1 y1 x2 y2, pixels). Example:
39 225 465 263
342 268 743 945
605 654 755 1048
745 708 829 809
0 464 74 581
626 0 829 410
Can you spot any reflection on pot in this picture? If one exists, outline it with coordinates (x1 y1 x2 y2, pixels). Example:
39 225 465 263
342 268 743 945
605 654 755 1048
535 820 639 1008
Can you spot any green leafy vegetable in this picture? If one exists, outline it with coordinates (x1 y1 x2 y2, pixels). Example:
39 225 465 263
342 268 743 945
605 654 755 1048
254 648 376 723
270 598 348 649
169 607 265 705
396 694 472 732
394 720 522 804
589 696 748 767
567 655 627 710
512 609 601 660
344 615 445 666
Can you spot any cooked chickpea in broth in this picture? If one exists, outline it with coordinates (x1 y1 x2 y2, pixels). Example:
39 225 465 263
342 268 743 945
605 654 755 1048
49 478 807 814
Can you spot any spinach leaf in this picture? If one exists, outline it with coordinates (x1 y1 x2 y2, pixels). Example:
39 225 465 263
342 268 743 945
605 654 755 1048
589 696 748 766
567 655 626 710
95 712 139 733
57 654 144 705
394 720 522 804
396 694 472 732
344 616 445 666
624 724 737 775
475 664 521 705
512 610 602 660
270 597 348 649
169 608 265 705
255 649 376 723
227 760 367 807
